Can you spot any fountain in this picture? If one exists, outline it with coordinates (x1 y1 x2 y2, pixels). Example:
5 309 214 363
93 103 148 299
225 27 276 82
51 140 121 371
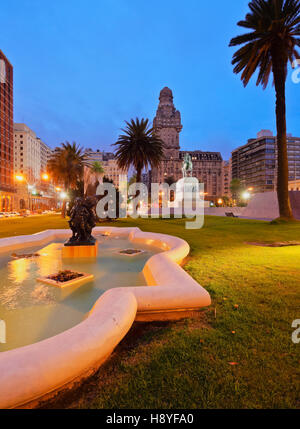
0 191 211 408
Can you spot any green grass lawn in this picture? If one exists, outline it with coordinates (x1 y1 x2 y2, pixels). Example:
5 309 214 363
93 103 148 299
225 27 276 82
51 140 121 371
1 215 300 408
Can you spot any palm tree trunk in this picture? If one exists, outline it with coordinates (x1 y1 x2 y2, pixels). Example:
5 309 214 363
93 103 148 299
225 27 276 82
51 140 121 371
61 180 69 218
272 52 294 220
134 169 142 211
61 200 67 218
136 169 142 184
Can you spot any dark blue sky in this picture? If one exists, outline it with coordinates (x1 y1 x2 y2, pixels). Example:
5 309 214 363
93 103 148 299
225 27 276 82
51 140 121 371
1 0 299 159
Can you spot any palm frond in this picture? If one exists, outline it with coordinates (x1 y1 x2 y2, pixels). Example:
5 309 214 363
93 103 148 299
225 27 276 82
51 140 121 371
113 117 165 178
229 0 300 87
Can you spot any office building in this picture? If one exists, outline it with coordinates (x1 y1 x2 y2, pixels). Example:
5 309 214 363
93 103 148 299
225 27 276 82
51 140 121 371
232 130 300 193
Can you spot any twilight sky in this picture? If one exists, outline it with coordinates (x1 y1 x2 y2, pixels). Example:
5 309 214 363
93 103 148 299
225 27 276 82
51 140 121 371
1 0 299 159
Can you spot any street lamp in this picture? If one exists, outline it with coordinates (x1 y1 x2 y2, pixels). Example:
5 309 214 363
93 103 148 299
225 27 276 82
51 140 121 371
242 191 251 200
41 173 50 181
15 174 25 182
15 174 36 211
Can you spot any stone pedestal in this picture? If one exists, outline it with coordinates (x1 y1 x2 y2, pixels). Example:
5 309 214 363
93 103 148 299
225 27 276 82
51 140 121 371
62 241 98 258
172 177 200 208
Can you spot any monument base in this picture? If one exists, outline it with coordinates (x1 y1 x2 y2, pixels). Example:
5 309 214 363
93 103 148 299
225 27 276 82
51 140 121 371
62 241 98 258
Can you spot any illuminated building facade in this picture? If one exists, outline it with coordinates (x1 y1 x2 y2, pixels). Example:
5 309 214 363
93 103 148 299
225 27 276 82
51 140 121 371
0 50 14 211
151 87 223 200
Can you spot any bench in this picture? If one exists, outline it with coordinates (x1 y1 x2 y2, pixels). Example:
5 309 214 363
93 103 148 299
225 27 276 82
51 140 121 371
225 212 239 218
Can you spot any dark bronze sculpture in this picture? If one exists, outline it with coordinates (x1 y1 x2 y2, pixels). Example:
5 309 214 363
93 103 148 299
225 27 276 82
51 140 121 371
65 196 99 246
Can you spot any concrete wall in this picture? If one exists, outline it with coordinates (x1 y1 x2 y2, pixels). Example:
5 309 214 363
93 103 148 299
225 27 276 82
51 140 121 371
241 192 279 220
203 192 300 220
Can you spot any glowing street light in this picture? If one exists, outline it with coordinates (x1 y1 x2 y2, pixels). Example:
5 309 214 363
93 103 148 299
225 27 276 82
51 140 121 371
55 187 61 192
217 198 223 205
60 191 67 200
242 191 251 200
41 173 50 181
15 174 25 182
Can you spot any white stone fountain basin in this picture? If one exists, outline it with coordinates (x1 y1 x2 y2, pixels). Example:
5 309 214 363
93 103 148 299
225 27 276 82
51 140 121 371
0 227 210 408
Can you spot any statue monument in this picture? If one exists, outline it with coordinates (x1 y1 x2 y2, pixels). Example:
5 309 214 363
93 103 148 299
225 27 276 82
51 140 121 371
182 153 193 177
171 153 199 209
62 196 100 258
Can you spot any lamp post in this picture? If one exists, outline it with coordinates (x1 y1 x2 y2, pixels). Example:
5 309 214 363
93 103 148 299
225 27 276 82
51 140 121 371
242 191 251 201
15 172 52 211
15 174 33 211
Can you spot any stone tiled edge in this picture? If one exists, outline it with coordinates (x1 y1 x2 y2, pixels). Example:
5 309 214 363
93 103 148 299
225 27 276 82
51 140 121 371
0 227 211 408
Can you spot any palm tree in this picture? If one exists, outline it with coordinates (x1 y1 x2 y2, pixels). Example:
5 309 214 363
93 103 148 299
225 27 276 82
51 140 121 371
84 161 105 197
128 174 137 186
229 0 300 221
114 118 165 183
91 161 105 175
48 142 89 217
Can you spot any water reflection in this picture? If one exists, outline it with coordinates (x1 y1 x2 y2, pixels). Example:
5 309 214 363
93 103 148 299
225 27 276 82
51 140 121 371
9 258 30 284
0 236 161 352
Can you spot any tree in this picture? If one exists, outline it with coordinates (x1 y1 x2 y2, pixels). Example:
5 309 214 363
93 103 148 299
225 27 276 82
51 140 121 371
67 180 84 215
48 142 89 217
96 176 123 221
114 118 165 183
84 161 105 197
229 0 300 221
221 195 230 206
128 174 137 186
90 161 104 177
230 178 245 202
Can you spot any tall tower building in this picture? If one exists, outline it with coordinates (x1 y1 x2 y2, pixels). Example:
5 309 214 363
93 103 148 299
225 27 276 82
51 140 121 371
14 123 55 210
0 50 14 211
153 87 182 159
14 123 41 183
151 87 223 200
231 130 300 193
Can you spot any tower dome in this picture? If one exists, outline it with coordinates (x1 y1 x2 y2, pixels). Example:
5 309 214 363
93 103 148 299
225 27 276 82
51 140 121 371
153 87 182 161
160 87 172 95
159 87 173 101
